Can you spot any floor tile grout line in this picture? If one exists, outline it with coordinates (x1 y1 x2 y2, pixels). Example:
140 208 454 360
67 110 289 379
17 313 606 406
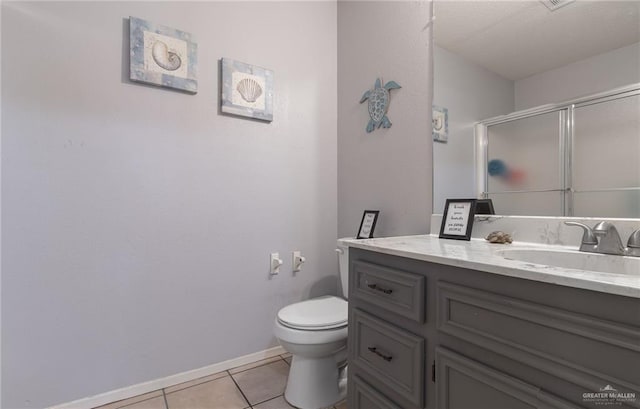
251 393 286 407
228 369 254 408
161 388 169 409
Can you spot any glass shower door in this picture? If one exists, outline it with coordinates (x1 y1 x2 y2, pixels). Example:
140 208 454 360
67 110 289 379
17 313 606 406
572 93 640 218
485 111 565 216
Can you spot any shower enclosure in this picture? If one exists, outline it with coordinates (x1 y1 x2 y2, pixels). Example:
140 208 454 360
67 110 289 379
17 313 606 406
475 83 640 218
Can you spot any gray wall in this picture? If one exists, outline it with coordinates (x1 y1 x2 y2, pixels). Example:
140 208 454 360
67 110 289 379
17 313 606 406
432 46 514 213
1 2 337 407
337 1 433 238
515 42 640 110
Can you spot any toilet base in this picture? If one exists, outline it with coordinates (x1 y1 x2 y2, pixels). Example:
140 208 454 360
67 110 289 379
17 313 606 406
284 354 347 409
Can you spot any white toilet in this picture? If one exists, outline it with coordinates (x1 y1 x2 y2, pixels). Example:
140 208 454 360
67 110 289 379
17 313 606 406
273 242 350 409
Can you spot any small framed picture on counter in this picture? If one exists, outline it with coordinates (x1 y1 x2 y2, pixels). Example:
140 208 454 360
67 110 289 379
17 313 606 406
439 199 476 240
357 210 379 239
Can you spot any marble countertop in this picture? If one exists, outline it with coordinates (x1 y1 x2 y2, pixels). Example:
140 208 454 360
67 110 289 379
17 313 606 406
340 235 640 298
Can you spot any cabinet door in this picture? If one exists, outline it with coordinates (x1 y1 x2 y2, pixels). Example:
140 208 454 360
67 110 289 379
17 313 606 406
353 376 403 409
352 309 425 407
436 348 580 409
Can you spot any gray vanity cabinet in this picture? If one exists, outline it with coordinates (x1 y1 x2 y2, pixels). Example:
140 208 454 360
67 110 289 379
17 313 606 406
350 260 426 407
347 248 640 409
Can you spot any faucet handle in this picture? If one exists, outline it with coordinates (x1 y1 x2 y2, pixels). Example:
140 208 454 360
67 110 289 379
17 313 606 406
564 221 598 249
627 229 640 249
593 221 617 235
625 229 640 257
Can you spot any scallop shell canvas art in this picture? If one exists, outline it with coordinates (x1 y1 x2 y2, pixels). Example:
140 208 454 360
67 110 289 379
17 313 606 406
130 17 197 93
221 58 273 122
236 78 263 103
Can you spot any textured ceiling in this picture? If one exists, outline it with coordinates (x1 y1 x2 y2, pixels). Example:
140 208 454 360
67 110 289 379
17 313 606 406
434 0 640 80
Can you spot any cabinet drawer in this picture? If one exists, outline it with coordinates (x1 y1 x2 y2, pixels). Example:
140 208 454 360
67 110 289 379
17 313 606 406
352 261 425 322
436 347 580 409
353 376 403 409
437 281 640 391
352 309 424 407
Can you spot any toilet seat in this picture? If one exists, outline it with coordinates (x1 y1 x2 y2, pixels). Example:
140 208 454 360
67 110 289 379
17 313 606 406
277 295 347 331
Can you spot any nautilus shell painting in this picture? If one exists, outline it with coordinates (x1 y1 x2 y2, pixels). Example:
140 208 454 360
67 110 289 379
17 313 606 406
221 58 274 122
151 40 182 71
129 17 197 93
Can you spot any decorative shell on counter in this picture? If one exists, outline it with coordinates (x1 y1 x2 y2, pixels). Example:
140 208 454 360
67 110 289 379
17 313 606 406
485 231 513 244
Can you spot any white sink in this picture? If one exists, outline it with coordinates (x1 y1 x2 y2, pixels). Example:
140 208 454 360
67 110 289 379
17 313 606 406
497 248 640 275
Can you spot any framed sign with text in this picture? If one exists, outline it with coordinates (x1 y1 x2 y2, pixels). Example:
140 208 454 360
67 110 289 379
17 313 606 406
439 199 477 240
357 210 380 239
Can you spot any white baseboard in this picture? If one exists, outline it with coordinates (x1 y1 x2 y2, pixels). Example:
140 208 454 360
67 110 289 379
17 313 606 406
49 345 286 409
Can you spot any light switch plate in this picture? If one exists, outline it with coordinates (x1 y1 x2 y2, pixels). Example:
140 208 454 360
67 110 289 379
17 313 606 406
270 252 282 275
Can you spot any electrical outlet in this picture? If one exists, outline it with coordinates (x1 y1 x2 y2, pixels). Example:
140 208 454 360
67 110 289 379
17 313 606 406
292 251 306 272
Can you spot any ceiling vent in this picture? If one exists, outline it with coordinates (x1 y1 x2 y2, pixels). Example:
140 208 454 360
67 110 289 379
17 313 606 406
540 0 576 11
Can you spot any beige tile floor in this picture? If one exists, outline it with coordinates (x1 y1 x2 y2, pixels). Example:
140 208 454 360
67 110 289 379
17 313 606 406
95 354 347 409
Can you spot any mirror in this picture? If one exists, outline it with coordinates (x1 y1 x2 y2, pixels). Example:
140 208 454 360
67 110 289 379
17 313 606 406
432 1 640 218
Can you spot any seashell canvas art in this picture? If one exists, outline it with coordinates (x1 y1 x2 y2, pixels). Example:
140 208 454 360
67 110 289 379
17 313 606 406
130 17 197 93
236 78 263 103
151 40 182 71
221 58 273 122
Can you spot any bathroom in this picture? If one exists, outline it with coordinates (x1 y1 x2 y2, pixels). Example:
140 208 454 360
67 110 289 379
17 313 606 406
1 1 638 409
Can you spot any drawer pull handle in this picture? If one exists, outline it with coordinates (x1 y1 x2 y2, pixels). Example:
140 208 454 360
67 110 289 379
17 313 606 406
367 346 393 362
367 283 393 294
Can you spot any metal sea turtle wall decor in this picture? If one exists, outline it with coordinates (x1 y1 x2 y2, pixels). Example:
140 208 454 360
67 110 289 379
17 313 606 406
359 78 401 133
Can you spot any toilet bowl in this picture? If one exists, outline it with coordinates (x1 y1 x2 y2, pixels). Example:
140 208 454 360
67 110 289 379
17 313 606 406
274 241 350 409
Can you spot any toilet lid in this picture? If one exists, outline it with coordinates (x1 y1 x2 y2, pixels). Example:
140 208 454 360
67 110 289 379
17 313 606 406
277 296 348 330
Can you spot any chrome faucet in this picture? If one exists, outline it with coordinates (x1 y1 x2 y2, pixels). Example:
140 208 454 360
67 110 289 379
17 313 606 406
565 221 640 257
592 222 625 256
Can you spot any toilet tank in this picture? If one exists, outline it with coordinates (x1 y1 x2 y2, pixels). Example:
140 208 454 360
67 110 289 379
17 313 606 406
336 240 350 299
